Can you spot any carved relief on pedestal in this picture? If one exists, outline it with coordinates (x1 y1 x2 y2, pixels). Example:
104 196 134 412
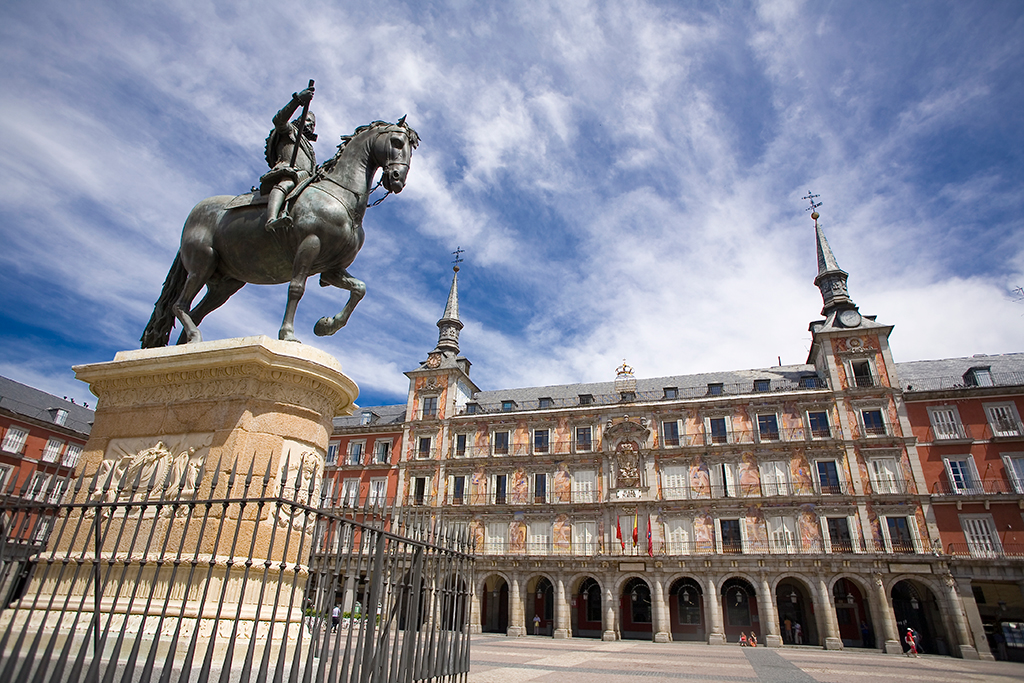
90 433 213 504
275 441 324 528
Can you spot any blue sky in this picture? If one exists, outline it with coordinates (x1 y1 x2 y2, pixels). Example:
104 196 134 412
1 0 1022 408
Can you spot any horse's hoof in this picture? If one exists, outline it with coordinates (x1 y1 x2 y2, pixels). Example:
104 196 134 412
314 317 335 336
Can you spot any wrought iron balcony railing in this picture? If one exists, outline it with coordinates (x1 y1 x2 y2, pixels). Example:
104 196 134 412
931 478 1020 496
945 543 1024 559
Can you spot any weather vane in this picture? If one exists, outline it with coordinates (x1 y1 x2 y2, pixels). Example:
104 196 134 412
802 191 823 224
452 246 465 272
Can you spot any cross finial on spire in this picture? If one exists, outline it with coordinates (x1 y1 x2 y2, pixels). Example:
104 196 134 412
802 191 823 225
452 246 465 272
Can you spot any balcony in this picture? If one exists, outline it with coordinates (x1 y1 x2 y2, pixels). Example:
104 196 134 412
931 478 1019 496
868 477 912 495
984 420 1024 440
945 543 1024 559
927 424 973 442
900 371 1024 392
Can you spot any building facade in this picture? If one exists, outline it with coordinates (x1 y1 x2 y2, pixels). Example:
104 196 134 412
328 221 1021 658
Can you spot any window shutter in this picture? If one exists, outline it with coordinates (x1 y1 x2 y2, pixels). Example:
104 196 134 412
849 515 863 553
820 516 832 553
1002 454 1024 493
710 464 724 497
968 457 982 493
908 516 923 554
724 463 738 497
713 518 723 553
739 516 749 553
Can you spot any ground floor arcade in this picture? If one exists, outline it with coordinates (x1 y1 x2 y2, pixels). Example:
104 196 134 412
470 558 1020 660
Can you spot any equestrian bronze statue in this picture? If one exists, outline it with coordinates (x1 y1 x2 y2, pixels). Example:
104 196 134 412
141 89 419 348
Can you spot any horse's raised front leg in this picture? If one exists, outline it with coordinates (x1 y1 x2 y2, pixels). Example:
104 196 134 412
313 267 366 337
280 235 322 342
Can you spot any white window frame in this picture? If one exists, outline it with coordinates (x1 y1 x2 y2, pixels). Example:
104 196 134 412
571 469 597 503
0 463 12 491
812 458 845 495
847 357 877 388
574 425 594 452
756 412 782 443
704 416 732 445
713 517 748 553
528 520 551 555
484 521 508 555
759 460 791 496
806 409 832 439
868 457 901 494
532 428 550 454
416 436 433 460
326 440 340 465
665 517 692 555
490 473 508 505
1 426 29 455
321 477 336 506
943 455 982 494
572 521 597 556
453 433 469 458
41 438 64 463
928 406 966 441
767 515 799 554
1002 453 1024 494
880 514 922 554
34 517 54 543
368 477 387 508
347 440 365 466
662 419 681 448
821 514 861 554
373 439 392 465
411 476 429 505
959 514 1003 558
28 473 50 502
340 478 360 508
710 462 739 498
447 474 466 505
859 406 888 437
531 471 549 504
661 465 689 500
491 430 510 456
63 444 82 468
420 394 439 419
984 402 1023 438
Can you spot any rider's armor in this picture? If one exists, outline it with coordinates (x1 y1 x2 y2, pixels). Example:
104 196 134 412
261 92 317 231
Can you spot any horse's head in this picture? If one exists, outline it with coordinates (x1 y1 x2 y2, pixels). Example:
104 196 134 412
371 117 419 193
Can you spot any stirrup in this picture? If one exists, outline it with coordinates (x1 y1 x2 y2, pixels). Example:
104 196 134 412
266 215 293 231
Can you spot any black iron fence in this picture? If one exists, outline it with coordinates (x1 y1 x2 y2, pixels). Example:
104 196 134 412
0 459 474 683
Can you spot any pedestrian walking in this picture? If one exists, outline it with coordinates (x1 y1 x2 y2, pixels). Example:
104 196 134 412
905 628 919 657
783 618 792 643
331 604 341 633
794 621 802 645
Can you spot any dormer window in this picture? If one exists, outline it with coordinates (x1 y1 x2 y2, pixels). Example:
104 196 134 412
360 410 373 426
501 400 516 412
800 376 822 389
51 409 68 426
538 397 553 409
707 383 723 396
465 402 479 414
754 379 771 392
964 367 993 387
663 387 678 399
578 394 593 406
619 391 636 402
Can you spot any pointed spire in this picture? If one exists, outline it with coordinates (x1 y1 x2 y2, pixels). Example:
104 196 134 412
804 193 857 318
435 249 465 355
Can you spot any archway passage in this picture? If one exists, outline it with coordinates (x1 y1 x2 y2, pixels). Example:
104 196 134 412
669 577 705 641
832 577 873 648
440 575 468 631
480 575 509 634
892 580 950 656
776 579 816 646
573 577 603 639
721 577 759 643
528 576 555 636
620 577 653 640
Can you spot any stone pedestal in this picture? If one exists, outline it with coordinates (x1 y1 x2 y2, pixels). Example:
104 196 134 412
8 337 357 664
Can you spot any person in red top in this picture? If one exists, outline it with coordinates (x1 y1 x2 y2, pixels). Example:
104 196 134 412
905 628 919 657
739 632 748 646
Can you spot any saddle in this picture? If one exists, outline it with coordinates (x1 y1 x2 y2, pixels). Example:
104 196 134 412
224 174 317 212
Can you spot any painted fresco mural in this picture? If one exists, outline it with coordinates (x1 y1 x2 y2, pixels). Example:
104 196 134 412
745 505 768 548
693 510 714 552
553 514 571 554
791 451 814 495
510 468 529 505
470 467 487 505
553 462 571 503
690 457 710 498
509 520 526 553
738 451 759 496
469 519 484 551
797 504 821 549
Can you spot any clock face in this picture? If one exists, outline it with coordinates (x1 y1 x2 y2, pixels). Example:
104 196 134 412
839 310 862 328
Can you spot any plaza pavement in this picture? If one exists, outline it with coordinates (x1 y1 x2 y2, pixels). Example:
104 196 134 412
468 634 1024 683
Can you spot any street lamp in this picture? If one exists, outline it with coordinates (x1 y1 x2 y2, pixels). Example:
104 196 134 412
790 589 798 604
846 592 855 605
682 588 692 605
910 596 919 610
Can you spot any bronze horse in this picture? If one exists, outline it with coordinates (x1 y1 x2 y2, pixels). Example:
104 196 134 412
141 119 418 348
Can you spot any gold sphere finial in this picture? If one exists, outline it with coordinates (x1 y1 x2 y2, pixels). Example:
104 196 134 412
811 211 819 220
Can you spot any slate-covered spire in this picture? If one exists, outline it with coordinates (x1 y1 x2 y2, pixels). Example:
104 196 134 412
805 194 857 318
435 263 464 355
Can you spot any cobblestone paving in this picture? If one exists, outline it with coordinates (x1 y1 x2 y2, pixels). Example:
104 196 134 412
468 635 1024 683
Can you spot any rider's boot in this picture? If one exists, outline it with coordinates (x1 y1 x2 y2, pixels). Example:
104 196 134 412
265 186 291 231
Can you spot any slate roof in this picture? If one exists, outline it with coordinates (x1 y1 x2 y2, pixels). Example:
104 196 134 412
333 403 407 430
894 353 1024 392
0 375 94 436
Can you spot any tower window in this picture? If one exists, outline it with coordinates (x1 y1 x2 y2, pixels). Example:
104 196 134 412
422 396 438 418
851 361 874 388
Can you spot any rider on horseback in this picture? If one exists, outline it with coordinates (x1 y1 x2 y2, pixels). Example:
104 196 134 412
261 87 317 231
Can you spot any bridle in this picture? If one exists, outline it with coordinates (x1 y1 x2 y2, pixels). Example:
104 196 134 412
367 127 410 207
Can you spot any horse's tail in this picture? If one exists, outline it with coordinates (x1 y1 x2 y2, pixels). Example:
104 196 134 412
141 252 187 348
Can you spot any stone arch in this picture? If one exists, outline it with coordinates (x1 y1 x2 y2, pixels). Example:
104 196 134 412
524 571 557 637
827 574 876 648
774 574 817 646
618 575 654 640
572 574 604 639
478 572 510 634
720 576 759 643
889 576 952 656
667 575 705 642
